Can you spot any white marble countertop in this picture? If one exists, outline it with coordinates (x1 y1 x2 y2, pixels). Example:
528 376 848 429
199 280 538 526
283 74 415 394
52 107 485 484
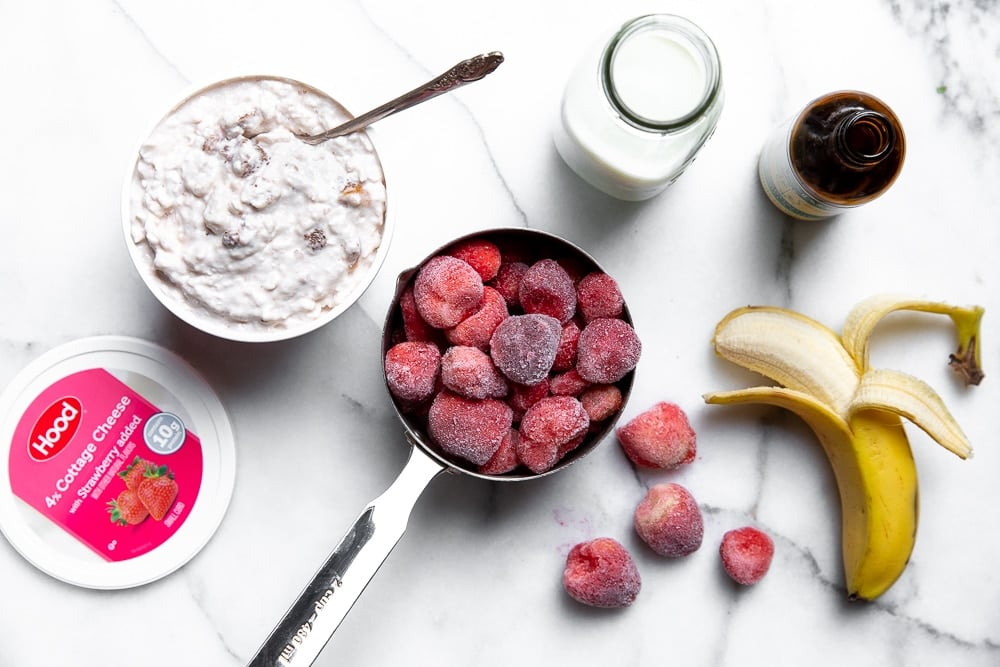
2 1 999 665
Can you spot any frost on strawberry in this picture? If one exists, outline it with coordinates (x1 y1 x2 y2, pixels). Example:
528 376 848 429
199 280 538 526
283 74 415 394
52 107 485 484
563 537 641 608
720 526 774 585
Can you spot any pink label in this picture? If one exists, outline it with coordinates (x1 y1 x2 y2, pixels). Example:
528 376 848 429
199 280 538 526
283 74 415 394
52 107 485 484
9 368 203 561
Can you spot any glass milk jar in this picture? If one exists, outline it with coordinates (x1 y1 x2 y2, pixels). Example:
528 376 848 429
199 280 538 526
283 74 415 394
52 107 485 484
554 14 724 201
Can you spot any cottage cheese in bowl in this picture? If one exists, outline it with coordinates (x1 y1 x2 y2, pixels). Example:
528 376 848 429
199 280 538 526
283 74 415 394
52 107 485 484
125 75 390 342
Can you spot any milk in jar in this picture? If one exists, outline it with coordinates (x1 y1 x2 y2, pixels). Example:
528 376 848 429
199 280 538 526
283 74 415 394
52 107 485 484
554 14 724 201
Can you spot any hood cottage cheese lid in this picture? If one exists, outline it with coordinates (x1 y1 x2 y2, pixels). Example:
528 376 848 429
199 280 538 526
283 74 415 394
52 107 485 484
0 336 236 589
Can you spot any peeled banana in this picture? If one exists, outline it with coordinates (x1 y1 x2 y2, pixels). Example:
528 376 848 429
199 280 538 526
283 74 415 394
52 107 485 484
704 296 983 601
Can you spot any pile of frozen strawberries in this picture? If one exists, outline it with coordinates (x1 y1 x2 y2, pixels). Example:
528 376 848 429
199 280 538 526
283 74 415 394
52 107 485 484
384 234 640 475
383 233 774 609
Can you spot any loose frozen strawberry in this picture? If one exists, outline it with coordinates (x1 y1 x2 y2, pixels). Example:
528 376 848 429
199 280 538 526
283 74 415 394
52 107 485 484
577 272 624 322
634 483 704 558
490 314 562 386
563 537 641 608
118 456 152 492
440 346 508 400
445 287 508 349
519 259 577 323
552 321 581 372
576 318 641 384
107 489 149 526
478 428 521 476
385 341 441 404
720 527 774 585
413 255 484 329
138 465 179 521
616 402 696 469
427 391 512 465
448 238 501 281
490 261 529 309
580 384 623 423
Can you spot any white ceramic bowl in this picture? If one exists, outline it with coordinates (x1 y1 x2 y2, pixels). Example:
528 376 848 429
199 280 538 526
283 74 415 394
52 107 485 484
122 75 394 343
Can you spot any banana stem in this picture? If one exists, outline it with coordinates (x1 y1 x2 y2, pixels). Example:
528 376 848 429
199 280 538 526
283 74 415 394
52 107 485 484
947 309 985 386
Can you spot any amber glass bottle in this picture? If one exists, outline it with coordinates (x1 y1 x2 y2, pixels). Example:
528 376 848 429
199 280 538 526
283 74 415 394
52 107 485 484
758 91 905 220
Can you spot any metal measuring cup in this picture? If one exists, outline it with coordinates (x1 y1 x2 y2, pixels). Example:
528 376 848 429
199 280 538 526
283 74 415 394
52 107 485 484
249 228 637 666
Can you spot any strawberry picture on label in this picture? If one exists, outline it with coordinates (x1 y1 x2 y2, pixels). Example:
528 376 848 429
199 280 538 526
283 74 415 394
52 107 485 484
137 465 179 521
108 458 179 527
107 489 149 526
118 456 152 491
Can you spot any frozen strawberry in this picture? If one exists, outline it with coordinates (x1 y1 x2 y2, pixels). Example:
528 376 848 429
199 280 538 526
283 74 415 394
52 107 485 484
556 432 587 459
563 537 641 608
552 321 580 372
576 318 641 383
509 377 550 421
445 287 508 349
440 346 508 400
490 261 529 309
427 391 512 465
385 342 441 404
577 272 624 322
413 255 484 329
580 384 623 423
399 286 439 343
448 238 501 281
118 456 152 492
555 256 588 285
549 369 590 397
107 489 148 526
720 527 774 585
137 465 178 521
478 428 521 475
490 314 562 386
517 396 589 473
519 259 577 323
515 432 560 474
634 483 704 558
616 402 696 469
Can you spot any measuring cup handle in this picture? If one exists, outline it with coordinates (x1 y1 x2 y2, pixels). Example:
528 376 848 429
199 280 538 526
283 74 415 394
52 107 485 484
247 442 447 666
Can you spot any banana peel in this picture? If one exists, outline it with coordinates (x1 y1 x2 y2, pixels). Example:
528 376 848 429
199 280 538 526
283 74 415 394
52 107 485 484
704 296 982 601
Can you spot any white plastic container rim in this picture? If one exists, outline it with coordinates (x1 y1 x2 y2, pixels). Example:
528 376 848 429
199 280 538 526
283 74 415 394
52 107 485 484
0 336 236 589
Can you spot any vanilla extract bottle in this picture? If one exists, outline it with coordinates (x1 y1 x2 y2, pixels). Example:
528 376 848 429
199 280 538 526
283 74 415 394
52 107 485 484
758 91 905 220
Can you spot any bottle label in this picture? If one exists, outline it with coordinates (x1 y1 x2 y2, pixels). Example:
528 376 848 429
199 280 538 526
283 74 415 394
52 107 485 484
8 368 204 562
757 120 844 220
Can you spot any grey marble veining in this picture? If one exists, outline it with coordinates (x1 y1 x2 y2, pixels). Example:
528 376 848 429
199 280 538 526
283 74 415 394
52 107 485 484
887 0 1000 143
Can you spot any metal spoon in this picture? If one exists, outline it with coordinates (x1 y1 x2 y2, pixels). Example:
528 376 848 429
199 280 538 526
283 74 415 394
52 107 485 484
299 51 504 144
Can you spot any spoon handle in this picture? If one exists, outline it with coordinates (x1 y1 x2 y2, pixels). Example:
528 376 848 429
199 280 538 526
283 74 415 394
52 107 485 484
300 51 504 144
247 440 446 666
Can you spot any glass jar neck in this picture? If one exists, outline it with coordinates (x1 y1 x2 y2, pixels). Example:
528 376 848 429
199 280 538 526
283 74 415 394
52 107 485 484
833 110 896 168
600 14 722 133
